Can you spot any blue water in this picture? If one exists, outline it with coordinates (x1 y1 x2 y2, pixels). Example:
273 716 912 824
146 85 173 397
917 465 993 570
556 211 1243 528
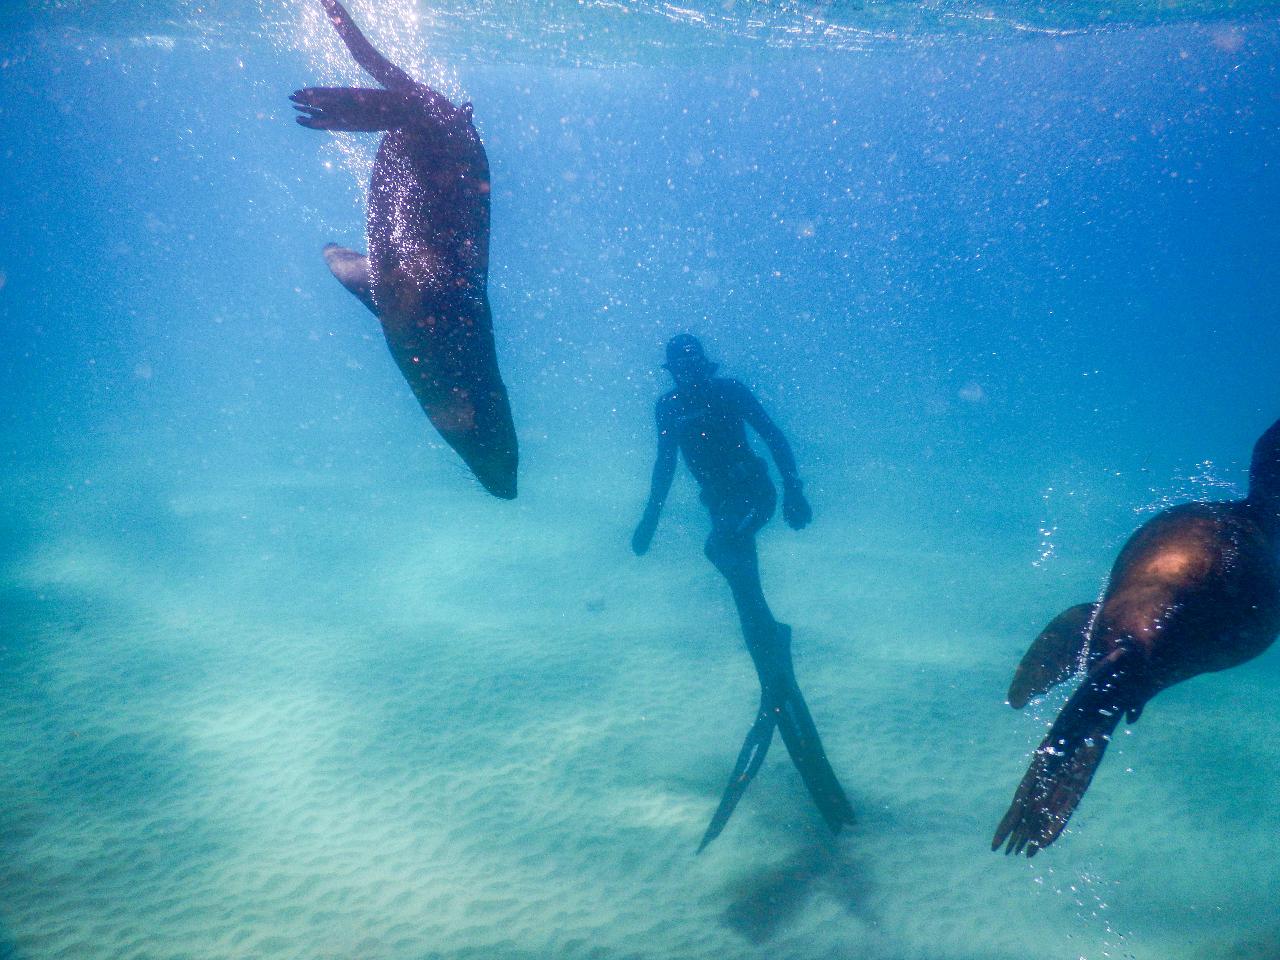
2 3 1280 958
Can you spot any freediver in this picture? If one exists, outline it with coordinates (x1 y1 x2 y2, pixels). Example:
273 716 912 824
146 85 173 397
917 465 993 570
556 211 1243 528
631 334 855 851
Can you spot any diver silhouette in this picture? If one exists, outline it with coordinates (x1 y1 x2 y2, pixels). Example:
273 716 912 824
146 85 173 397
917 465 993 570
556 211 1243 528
632 334 855 850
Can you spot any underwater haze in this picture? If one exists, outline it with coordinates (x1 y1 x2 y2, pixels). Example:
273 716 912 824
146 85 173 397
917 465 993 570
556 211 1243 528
3 1 1280 958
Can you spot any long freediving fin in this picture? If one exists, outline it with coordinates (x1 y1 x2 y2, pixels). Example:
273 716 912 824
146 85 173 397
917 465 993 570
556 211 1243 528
700 623 854 849
697 702 776 853
772 678 856 834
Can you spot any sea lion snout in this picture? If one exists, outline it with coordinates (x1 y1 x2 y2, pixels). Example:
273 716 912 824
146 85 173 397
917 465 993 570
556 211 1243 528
436 387 517 500
466 440 518 499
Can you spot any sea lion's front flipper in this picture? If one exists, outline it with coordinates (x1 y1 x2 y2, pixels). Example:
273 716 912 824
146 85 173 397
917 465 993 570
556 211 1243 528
1007 602 1098 709
323 243 375 313
319 0 416 91
314 0 462 121
697 702 776 853
993 646 1135 857
291 87 415 132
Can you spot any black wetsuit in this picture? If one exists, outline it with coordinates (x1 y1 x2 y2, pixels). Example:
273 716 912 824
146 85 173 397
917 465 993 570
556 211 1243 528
661 377 786 550
634 373 853 849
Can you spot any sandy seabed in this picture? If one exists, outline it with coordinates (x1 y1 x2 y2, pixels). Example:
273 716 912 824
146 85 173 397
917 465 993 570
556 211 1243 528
3 444 1279 960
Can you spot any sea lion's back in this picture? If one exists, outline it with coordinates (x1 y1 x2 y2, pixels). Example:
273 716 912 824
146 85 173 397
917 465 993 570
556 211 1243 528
1101 502 1280 679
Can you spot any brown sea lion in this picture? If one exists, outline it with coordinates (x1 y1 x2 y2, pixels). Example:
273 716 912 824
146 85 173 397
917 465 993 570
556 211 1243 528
993 418 1280 856
290 0 518 499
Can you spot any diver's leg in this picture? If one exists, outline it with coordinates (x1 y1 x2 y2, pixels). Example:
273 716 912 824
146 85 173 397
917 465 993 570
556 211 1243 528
696 523 782 850
699 482 851 842
705 531 777 641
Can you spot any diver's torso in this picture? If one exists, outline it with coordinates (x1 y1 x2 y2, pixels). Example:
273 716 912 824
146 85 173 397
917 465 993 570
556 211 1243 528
660 378 763 493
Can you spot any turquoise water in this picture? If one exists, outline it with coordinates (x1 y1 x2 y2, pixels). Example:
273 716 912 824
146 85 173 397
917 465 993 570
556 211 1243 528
3 2 1280 958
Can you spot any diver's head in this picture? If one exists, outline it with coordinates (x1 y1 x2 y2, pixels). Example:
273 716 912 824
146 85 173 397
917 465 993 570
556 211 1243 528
662 333 717 387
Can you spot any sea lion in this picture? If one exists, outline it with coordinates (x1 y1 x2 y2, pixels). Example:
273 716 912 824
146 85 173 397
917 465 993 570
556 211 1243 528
993 418 1280 857
290 0 518 499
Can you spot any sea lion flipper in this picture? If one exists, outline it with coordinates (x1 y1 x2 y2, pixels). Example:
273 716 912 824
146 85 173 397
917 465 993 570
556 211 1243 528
993 646 1133 857
323 243 376 313
319 0 416 91
697 703 775 853
291 87 415 133
1007 602 1098 709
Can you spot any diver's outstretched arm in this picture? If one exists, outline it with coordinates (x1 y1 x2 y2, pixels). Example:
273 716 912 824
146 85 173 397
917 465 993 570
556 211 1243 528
632 413 678 555
735 383 811 529
319 0 417 91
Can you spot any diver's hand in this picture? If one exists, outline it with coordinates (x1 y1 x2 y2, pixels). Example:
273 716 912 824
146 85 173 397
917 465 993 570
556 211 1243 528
783 485 812 530
631 514 658 556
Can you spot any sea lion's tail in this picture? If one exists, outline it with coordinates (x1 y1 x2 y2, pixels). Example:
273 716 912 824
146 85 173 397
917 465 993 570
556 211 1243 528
993 646 1136 857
